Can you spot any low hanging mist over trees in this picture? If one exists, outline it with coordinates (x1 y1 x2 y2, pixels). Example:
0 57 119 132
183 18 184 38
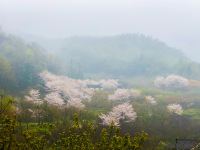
1 29 200 149
0 31 65 93
42 34 200 79
1 13 200 149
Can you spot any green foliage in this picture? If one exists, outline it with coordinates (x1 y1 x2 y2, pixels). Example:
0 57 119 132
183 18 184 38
155 141 168 150
183 108 200 120
0 99 148 150
97 126 148 150
0 115 17 149
0 55 15 91
56 34 200 78
0 33 44 92
0 94 15 116
54 114 148 150
0 32 62 93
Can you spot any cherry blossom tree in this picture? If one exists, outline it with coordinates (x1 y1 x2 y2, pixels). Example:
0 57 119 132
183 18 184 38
99 102 137 126
44 92 65 106
25 89 42 105
145 96 157 105
39 71 120 109
66 98 85 110
167 103 183 115
108 89 141 101
154 75 189 89
99 79 119 91
39 71 94 109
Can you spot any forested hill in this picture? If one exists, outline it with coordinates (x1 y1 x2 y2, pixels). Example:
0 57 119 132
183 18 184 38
57 34 200 78
0 32 61 93
1 31 200 94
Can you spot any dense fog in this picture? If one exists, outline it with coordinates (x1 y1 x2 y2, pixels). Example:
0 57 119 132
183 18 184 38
1 0 200 61
1 0 200 149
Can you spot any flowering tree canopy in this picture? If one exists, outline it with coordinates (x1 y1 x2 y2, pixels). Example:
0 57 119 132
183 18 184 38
167 103 183 115
99 102 137 126
44 92 65 106
145 96 157 105
39 71 120 109
25 89 42 105
154 75 189 89
108 89 141 101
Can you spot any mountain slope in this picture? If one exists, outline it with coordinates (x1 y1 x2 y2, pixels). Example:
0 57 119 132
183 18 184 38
0 32 49 93
57 34 200 78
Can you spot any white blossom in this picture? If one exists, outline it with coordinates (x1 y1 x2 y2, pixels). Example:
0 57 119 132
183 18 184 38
154 76 165 88
108 89 140 101
99 113 120 126
39 71 94 108
145 96 157 105
39 71 120 109
167 103 183 115
67 98 85 110
44 92 65 106
99 102 137 126
25 89 42 105
154 75 189 89
100 79 119 91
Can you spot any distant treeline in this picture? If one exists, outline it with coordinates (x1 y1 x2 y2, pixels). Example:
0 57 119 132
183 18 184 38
0 31 64 94
1 31 200 94
57 34 200 78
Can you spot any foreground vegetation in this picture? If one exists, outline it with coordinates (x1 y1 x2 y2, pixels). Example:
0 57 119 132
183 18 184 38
0 95 148 150
1 31 200 149
1 83 200 149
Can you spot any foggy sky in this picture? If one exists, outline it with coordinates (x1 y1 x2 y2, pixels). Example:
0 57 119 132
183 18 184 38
0 0 200 61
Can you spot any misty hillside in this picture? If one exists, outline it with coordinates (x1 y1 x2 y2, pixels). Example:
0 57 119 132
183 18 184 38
55 34 200 79
0 32 65 93
2 1 200 149
2 32 200 86
0 32 48 92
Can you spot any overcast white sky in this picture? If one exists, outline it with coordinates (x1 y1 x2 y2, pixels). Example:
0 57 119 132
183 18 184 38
0 0 200 61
